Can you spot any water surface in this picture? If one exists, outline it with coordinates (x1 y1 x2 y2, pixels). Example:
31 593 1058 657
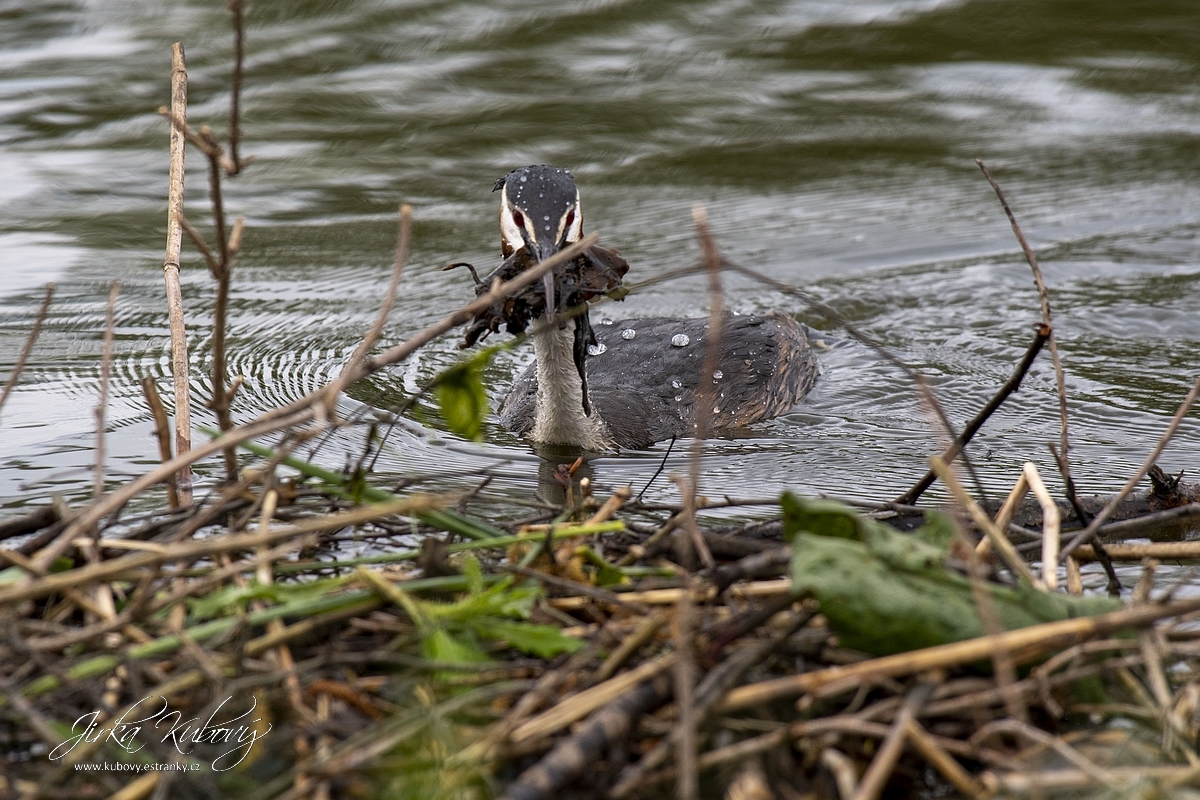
2 1 1199 579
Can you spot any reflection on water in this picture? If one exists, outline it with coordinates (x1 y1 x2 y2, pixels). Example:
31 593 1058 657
1 1 1199 548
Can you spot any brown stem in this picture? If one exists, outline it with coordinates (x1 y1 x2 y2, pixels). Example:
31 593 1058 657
163 42 193 506
140 377 179 508
1049 442 1120 594
977 161 1074 500
0 282 54 417
203 129 229 270
211 252 237 481
94 282 120 500
179 215 219 274
851 682 934 800
717 592 1200 712
228 0 245 175
672 576 697 800
680 205 721 572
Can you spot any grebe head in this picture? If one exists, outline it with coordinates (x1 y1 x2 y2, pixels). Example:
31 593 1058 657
494 165 584 265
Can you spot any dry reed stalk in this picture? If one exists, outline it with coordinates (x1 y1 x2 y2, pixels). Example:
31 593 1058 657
976 161 1075 497
163 42 193 506
987 764 1200 793
585 484 631 525
851 682 934 800
1074 541 1200 562
595 610 668 683
254 489 312 722
326 204 410 404
1062 375 1200 561
5 497 431 606
1066 556 1083 593
547 578 791 611
929 455 1040 587
1021 461 1060 588
673 575 697 800
26 537 310 652
821 748 859 800
0 282 54 417
94 281 120 499
677 204 722 572
979 469 1028 557
717 592 1200 712
509 651 678 744
140 377 179 508
903 718 987 798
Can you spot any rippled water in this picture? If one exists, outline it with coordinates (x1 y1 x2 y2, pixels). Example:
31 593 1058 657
2 1 1200 543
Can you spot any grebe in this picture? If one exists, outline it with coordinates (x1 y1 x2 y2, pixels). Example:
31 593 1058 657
460 165 819 450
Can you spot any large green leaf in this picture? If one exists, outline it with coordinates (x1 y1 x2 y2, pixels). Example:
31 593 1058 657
782 493 1121 657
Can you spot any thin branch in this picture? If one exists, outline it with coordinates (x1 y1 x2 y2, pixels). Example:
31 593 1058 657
179 215 219 274
327 204 410 405
672 576 697 800
227 0 245 175
679 204 720 572
851 682 934 800
94 282 120 500
141 378 179 509
0 282 54 417
977 160 1074 502
1049 441 1120 594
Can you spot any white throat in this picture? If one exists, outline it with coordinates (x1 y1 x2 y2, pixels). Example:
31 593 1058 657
530 323 612 449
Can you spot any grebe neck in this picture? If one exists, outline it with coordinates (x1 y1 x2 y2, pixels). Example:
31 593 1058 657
531 323 611 449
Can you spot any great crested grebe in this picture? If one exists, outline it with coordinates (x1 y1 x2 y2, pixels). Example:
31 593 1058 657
459 165 819 450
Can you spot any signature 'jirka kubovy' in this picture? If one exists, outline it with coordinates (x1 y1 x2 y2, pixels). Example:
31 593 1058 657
459 165 819 450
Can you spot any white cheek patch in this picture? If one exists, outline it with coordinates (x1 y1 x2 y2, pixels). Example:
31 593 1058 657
559 190 583 244
500 191 525 253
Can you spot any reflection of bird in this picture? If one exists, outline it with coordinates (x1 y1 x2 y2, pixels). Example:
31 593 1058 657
475 165 819 450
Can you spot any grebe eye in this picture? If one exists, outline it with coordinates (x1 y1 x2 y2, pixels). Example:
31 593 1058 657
512 210 524 228
564 209 575 228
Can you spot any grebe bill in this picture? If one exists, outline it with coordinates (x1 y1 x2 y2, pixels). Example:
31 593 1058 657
489 165 819 450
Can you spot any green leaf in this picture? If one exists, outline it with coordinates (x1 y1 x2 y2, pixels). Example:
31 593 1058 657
785 494 1122 657
423 628 489 667
781 493 861 541
472 618 583 658
433 350 494 442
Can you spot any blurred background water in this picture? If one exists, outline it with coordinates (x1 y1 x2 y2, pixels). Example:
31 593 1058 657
1 0 1199 549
